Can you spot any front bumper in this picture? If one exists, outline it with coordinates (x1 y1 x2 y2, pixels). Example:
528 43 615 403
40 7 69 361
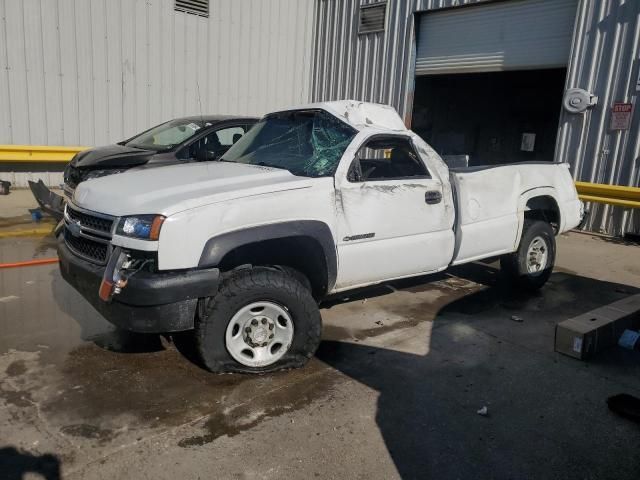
57 236 220 333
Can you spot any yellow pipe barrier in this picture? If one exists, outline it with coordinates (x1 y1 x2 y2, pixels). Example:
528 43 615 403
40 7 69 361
575 181 640 208
0 145 88 163
1 147 639 208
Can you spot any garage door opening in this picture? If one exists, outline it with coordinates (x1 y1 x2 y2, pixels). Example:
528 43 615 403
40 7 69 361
411 68 567 166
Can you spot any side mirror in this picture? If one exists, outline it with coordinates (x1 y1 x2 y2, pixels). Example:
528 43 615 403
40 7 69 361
347 160 363 182
196 149 218 161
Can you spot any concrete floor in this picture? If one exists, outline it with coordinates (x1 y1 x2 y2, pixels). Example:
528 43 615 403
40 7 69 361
1 232 640 479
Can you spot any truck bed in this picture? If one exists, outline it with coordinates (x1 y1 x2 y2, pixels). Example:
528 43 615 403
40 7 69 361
449 161 582 265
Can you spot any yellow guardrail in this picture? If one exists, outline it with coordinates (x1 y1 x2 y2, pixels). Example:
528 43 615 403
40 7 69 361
0 145 88 163
1 146 639 208
575 181 640 209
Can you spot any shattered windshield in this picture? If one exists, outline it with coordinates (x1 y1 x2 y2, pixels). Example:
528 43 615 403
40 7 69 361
220 110 357 177
125 119 206 151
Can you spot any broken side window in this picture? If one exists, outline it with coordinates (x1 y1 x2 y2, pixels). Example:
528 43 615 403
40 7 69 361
220 110 357 177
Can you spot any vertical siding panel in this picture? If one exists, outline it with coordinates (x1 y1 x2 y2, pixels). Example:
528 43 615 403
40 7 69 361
238 0 251 115
120 0 136 138
22 0 47 144
0 0 13 143
258 0 273 113
207 0 220 115
106 0 123 140
228 0 240 113
40 0 64 145
189 16 206 116
159 0 174 121
199 5 210 115
297 0 314 105
218 0 231 114
134 0 148 131
74 0 94 145
148 0 163 125
58 0 79 144
183 15 199 116
173 10 185 116
5 0 30 143
90 0 108 145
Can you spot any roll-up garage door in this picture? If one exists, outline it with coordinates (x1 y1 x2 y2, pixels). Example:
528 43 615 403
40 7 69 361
415 0 577 76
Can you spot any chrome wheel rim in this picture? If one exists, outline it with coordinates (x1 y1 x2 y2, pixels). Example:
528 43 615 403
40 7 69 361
526 236 548 275
225 301 294 368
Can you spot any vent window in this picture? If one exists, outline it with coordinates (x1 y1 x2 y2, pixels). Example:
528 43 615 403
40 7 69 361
175 0 209 17
358 2 386 34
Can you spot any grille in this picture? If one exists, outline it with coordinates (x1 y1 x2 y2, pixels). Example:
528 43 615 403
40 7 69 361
64 229 109 264
66 206 113 234
175 0 208 17
358 3 386 34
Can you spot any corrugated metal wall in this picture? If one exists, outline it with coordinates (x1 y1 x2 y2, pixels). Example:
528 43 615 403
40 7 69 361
0 0 314 147
556 0 640 235
311 0 640 235
311 0 488 125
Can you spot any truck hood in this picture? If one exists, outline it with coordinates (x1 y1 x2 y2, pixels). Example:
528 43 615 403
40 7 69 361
71 144 156 168
72 161 312 217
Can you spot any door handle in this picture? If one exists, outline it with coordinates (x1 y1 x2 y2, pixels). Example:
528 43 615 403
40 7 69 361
425 190 442 204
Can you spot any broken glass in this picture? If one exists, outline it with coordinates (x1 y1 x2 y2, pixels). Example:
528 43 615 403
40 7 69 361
221 110 357 177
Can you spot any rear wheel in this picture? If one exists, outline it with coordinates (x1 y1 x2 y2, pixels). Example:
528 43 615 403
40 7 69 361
195 267 322 373
500 219 555 291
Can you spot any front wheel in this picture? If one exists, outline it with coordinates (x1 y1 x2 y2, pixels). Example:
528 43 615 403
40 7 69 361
500 219 556 291
195 267 322 373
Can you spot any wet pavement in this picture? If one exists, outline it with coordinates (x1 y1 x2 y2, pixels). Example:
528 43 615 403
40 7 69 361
1 232 640 479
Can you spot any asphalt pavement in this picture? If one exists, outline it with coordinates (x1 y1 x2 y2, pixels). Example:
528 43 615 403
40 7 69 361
1 229 639 479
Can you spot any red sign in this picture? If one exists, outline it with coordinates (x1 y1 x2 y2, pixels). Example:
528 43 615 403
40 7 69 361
610 103 633 130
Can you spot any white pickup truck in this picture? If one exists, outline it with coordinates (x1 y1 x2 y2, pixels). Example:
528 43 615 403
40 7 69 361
58 101 584 373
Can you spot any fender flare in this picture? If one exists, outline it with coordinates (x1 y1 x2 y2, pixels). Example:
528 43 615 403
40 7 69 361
198 220 338 292
514 187 561 248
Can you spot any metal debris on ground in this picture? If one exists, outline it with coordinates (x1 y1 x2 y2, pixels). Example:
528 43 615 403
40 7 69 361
477 406 488 416
510 315 524 323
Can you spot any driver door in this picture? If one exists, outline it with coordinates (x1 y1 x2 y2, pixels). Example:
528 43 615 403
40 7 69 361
334 134 455 289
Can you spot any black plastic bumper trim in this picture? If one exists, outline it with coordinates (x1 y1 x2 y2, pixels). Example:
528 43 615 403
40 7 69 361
57 237 220 333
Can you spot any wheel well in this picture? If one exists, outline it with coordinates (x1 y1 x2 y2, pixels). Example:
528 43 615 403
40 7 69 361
524 195 560 232
218 236 329 298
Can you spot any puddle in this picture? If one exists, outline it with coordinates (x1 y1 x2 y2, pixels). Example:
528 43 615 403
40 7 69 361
178 360 338 447
322 273 483 343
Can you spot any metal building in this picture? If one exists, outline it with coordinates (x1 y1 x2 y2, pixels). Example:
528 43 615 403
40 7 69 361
311 0 640 236
0 0 314 147
1 0 638 236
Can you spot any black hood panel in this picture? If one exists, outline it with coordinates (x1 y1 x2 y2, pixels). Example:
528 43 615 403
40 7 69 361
71 144 156 168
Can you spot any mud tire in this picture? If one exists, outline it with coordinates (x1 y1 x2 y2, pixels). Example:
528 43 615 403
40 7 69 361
194 267 322 374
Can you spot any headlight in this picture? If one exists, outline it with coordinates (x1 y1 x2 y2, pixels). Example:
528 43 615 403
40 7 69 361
116 215 165 240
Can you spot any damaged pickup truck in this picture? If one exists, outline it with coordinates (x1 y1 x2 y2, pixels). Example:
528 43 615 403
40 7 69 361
58 101 584 374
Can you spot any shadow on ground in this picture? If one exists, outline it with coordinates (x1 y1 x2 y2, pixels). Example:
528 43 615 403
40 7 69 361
34 255 640 478
318 264 640 479
0 447 61 480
